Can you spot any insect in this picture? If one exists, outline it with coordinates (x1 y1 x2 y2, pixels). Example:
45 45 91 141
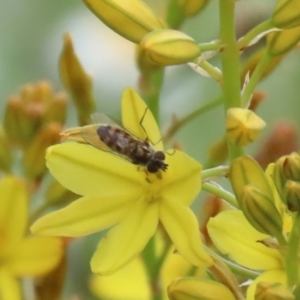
80 111 168 175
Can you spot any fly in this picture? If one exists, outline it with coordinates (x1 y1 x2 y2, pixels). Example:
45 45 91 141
79 112 168 174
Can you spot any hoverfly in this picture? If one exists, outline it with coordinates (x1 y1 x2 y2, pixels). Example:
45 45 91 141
75 111 168 175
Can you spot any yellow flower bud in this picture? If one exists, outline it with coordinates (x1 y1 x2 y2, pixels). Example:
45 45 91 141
272 0 300 29
22 123 61 180
284 180 300 212
168 277 236 300
4 96 36 146
59 34 95 125
140 29 201 66
43 92 67 126
273 157 291 205
4 82 67 147
226 108 266 147
178 0 209 17
281 152 300 181
267 26 300 56
82 0 165 43
230 156 283 239
240 184 283 237
255 282 295 300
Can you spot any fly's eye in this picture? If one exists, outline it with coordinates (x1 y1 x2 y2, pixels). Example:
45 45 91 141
147 162 158 173
154 151 165 160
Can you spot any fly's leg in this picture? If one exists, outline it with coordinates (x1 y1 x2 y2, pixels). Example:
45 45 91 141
139 107 162 146
137 166 152 183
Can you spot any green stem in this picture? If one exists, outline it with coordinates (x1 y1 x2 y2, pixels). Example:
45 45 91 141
142 235 172 300
166 0 185 29
202 182 238 208
219 0 244 160
241 51 273 107
199 41 223 52
202 166 229 180
139 68 164 125
206 247 260 280
237 19 274 51
285 212 300 288
163 96 222 143
197 61 223 83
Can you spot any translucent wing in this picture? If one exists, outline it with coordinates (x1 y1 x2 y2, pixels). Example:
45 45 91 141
81 114 135 163
91 112 144 141
80 124 112 152
91 112 123 128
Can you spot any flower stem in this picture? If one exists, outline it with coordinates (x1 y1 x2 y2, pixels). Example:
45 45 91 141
241 51 273 107
206 247 260 280
219 0 244 160
202 166 229 180
163 96 222 143
139 68 164 125
237 19 273 51
199 41 223 52
197 60 223 83
285 212 300 288
202 182 238 208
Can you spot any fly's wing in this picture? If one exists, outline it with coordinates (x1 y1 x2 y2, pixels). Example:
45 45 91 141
91 112 123 128
81 115 133 163
91 112 144 142
80 124 112 152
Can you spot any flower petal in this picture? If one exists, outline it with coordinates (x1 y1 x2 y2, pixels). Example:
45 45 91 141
159 197 212 267
207 210 283 270
121 88 163 150
6 237 63 276
91 199 158 275
161 150 202 206
0 268 21 300
31 194 135 237
246 269 287 300
90 256 151 300
0 176 28 244
46 143 145 197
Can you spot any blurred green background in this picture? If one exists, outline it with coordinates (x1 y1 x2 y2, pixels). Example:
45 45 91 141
2 0 300 299
3 0 297 164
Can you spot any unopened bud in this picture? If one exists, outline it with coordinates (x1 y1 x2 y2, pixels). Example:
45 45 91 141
230 156 283 239
82 0 165 43
60 34 95 125
140 29 201 66
267 26 300 56
273 156 288 203
4 82 67 147
281 152 300 181
272 0 300 29
4 96 34 146
226 108 266 147
255 281 295 300
43 93 67 126
284 180 300 212
168 277 235 300
240 184 283 237
22 123 61 180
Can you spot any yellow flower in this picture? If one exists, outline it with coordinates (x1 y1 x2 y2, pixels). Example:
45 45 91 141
0 176 62 300
89 231 207 300
207 210 287 300
31 88 212 275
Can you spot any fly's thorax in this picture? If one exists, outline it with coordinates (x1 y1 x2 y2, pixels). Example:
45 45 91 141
97 125 132 154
